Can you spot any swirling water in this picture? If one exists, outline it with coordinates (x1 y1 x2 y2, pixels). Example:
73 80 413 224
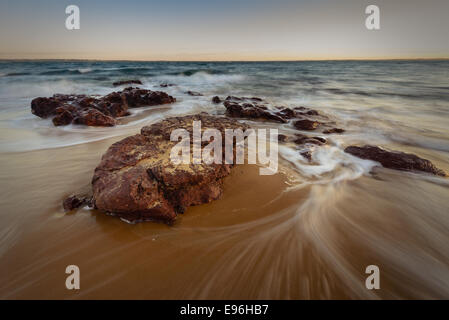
0 60 448 299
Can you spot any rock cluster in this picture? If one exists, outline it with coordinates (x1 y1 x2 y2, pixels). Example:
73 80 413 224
31 87 176 127
60 94 446 224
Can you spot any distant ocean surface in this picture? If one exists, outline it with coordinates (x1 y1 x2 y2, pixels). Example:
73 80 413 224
1 60 449 299
0 60 448 152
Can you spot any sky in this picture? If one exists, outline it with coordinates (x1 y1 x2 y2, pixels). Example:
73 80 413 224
0 0 448 61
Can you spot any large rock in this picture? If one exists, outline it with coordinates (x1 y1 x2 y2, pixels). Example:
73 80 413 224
31 87 176 127
91 113 248 223
345 145 446 176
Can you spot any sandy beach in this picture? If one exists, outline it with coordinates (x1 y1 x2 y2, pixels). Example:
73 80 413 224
0 60 448 299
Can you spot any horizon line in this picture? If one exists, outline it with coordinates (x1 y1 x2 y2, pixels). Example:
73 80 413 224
1 58 448 63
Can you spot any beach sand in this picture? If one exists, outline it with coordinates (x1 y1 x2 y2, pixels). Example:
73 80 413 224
1 135 448 299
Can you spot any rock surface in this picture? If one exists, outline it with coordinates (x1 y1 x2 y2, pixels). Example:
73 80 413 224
345 145 446 176
31 87 176 127
294 119 321 131
91 113 248 223
323 128 345 134
222 96 323 128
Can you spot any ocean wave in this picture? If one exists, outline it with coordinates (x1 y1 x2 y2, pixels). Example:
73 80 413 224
4 72 31 77
115 67 153 74
167 69 227 76
322 88 448 100
40 69 88 76
279 144 377 185
76 68 93 74
0 79 112 99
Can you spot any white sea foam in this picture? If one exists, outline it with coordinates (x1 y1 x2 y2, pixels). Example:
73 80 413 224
279 144 377 185
77 68 93 74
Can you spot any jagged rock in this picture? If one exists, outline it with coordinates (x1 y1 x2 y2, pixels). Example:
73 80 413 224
323 128 345 134
294 119 321 131
52 107 74 126
31 97 63 118
73 108 116 127
90 113 248 223
345 145 447 176
30 87 176 127
113 80 142 86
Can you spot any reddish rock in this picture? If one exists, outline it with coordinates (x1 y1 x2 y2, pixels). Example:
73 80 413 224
118 87 176 107
91 114 249 223
294 119 320 131
113 79 142 86
74 108 116 127
52 108 74 126
323 128 345 134
31 97 61 118
345 145 447 176
30 88 176 127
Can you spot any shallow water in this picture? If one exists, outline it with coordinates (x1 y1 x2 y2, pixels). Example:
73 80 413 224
0 60 448 299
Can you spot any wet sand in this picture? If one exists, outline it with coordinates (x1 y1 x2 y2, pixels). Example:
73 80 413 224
1 134 449 299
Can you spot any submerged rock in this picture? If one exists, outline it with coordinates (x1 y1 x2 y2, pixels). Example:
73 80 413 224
345 145 446 177
160 83 176 87
31 87 176 127
323 128 345 134
112 79 142 86
185 91 203 96
91 113 248 223
294 134 326 145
